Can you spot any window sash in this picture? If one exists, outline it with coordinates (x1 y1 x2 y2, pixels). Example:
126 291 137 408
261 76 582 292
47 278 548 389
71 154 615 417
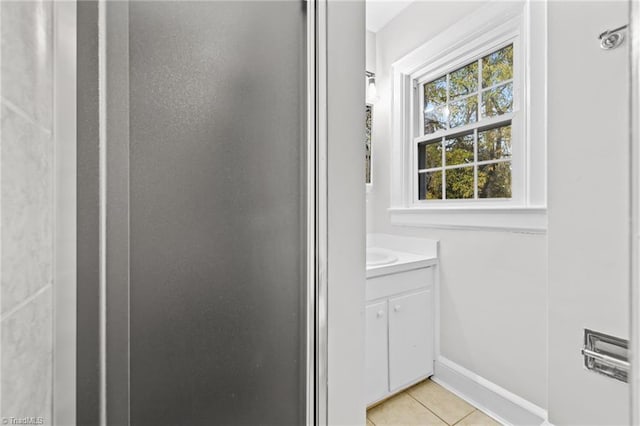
417 160 512 201
416 39 516 139
418 157 511 174
414 38 516 87
415 121 513 201
414 114 513 144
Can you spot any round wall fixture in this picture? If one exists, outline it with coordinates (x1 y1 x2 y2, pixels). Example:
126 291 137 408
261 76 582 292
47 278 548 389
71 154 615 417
599 25 627 50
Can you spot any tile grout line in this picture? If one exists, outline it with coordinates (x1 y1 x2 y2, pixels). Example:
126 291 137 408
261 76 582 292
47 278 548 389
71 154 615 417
452 409 479 426
367 381 486 426
0 283 51 322
405 390 455 425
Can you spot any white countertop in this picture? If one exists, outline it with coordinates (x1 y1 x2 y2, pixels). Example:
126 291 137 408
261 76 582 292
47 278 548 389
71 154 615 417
366 249 437 279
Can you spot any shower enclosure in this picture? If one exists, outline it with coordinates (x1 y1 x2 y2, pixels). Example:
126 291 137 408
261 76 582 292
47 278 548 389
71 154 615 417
74 1 319 424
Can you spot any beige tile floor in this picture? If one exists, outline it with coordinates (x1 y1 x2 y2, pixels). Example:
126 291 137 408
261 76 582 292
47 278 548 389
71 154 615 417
367 379 502 426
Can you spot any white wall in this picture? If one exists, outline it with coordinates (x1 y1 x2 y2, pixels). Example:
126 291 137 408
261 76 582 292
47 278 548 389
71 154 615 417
547 2 630 424
368 1 548 409
366 30 376 73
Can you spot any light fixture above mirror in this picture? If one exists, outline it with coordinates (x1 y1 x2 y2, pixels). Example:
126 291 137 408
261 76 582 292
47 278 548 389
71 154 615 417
366 71 378 103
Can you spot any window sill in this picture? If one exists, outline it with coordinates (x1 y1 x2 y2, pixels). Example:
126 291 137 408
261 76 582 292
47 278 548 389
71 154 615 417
388 206 547 234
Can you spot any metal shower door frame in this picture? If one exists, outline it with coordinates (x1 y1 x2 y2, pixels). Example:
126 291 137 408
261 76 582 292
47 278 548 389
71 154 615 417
68 1 327 425
314 0 329 424
629 0 640 423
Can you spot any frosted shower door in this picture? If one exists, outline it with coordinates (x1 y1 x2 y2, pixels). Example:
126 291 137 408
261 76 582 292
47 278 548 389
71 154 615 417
128 2 307 424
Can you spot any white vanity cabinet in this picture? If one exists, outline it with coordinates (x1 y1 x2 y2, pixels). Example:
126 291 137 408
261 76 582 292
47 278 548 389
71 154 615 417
388 289 433 391
365 301 389 403
365 265 435 406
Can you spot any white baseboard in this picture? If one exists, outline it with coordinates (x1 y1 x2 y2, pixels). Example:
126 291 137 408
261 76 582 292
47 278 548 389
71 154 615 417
433 357 547 426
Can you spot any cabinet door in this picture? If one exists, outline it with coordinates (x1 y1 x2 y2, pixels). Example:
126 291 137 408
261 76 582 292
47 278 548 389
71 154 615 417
365 301 389 404
388 290 433 391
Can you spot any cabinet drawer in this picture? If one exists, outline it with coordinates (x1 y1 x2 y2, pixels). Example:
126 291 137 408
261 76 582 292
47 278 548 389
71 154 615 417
366 267 433 301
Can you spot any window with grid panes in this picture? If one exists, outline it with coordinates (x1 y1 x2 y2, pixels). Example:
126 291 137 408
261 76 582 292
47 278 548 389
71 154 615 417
417 44 514 201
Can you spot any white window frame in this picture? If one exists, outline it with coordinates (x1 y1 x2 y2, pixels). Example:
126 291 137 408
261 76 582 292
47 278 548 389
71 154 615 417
414 40 520 204
389 0 547 232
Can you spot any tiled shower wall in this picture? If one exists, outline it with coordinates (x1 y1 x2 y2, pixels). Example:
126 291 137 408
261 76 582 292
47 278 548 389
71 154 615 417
1 0 54 424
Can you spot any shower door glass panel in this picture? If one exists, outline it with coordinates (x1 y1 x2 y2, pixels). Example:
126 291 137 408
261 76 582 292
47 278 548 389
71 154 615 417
129 2 307 424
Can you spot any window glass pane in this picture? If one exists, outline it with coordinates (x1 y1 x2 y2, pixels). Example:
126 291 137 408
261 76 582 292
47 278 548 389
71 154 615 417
424 76 447 103
424 105 447 134
449 97 477 128
449 61 478 99
445 166 474 199
424 77 447 134
419 171 443 200
481 82 513 118
444 133 474 166
478 124 511 161
478 162 512 198
418 140 442 169
482 44 513 88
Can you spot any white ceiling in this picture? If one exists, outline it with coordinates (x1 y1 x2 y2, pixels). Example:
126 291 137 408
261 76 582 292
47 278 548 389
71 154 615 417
366 0 414 33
